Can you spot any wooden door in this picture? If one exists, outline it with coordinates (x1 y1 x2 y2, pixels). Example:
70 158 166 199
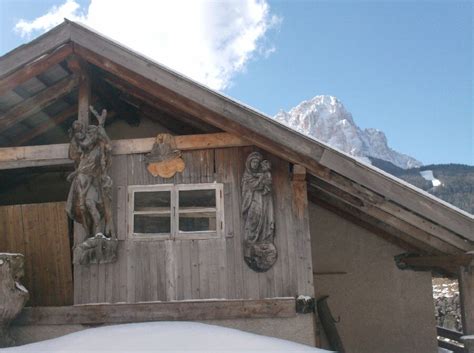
0 202 73 306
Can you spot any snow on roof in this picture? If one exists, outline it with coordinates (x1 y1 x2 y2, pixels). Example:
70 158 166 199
3 322 333 353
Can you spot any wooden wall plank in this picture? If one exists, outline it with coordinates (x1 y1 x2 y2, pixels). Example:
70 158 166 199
0 202 72 306
181 241 192 299
165 240 177 301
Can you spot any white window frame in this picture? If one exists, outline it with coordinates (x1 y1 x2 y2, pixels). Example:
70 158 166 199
128 183 224 240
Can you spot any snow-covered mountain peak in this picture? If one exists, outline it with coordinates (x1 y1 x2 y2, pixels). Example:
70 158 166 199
274 95 422 169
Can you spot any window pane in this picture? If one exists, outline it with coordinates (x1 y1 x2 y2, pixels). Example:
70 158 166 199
179 189 216 208
179 212 217 232
134 214 171 234
134 191 171 212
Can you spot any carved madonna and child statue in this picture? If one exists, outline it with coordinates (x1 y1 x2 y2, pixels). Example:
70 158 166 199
66 106 117 265
242 152 277 272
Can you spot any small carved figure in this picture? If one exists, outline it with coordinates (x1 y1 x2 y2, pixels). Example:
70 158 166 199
0 253 29 347
241 152 277 272
66 106 117 265
145 133 185 178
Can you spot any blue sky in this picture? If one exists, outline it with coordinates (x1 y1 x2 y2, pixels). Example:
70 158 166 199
1 0 472 166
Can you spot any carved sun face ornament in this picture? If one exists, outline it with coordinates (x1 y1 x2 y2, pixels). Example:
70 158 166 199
145 133 185 178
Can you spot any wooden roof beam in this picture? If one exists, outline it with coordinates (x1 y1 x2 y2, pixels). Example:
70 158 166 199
0 44 73 96
15 104 77 146
91 75 141 126
100 73 218 134
0 74 79 134
308 188 428 255
0 133 251 170
13 96 101 146
309 165 473 251
0 21 71 78
309 179 466 255
396 253 474 277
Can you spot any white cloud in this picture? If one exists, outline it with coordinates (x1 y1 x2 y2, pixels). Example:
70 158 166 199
13 0 280 91
14 0 86 37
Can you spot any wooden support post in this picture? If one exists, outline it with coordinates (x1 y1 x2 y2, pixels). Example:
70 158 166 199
77 71 90 124
67 56 90 124
459 257 474 352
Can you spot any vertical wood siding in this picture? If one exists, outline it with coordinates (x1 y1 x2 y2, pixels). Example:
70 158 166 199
74 147 314 304
0 202 73 306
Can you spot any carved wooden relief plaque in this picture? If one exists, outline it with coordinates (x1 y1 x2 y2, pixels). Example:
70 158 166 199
145 133 185 178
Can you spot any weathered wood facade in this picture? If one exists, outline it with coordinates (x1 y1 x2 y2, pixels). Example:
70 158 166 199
74 147 313 304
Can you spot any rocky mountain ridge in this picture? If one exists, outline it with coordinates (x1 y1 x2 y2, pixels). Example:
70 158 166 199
274 95 422 169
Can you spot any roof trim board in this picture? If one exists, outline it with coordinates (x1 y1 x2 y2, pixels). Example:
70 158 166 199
0 22 71 78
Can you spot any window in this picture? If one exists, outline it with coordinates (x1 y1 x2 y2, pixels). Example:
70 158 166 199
128 183 224 240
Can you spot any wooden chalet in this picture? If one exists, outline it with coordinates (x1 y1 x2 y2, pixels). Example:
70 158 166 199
0 20 473 353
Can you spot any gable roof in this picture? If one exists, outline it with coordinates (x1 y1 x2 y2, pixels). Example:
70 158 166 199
1 20 472 258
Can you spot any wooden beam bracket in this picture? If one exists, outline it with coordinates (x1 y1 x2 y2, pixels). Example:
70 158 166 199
395 253 474 277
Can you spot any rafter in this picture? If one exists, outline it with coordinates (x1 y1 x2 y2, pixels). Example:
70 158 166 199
308 185 437 255
309 165 472 250
92 76 140 126
396 253 473 276
99 71 219 134
12 96 103 146
308 177 467 255
0 74 79 134
0 44 73 96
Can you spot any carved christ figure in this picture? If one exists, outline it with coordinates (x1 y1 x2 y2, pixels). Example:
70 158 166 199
66 107 114 240
241 152 277 272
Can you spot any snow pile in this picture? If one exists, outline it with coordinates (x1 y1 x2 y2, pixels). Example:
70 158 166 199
3 321 333 353
420 170 442 187
274 95 422 169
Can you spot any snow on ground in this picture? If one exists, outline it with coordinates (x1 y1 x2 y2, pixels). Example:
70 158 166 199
1 322 333 353
420 170 442 187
